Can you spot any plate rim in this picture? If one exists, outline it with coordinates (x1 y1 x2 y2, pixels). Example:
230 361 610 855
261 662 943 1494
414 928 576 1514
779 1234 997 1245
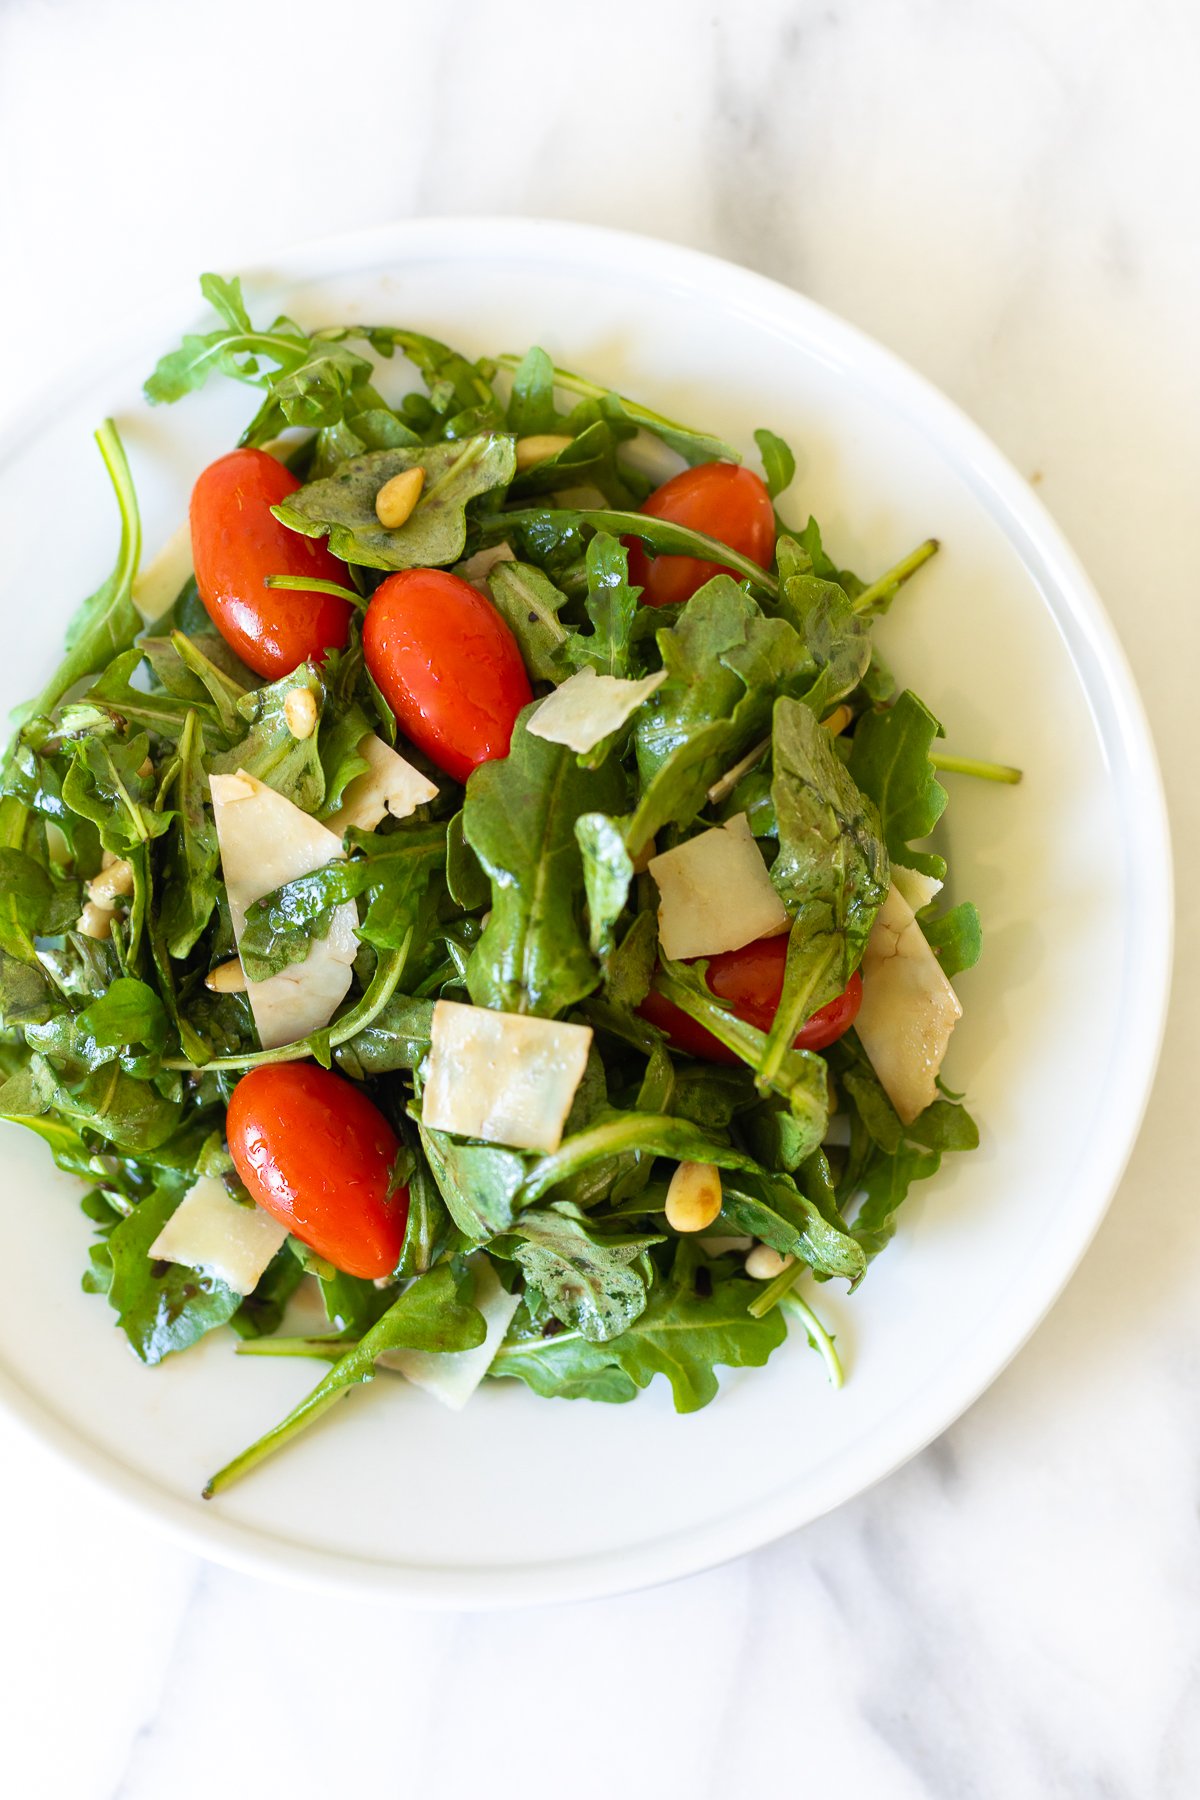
0 215 1173 1608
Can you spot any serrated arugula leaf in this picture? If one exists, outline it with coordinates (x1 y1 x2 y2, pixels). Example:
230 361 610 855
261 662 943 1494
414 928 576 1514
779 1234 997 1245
848 690 948 879
205 1261 486 1494
61 732 172 854
629 578 813 852
921 901 983 977
208 664 326 811
417 1120 528 1243
484 560 572 683
775 536 871 716
574 812 634 964
463 709 626 1016
159 710 220 959
604 1245 787 1412
489 1322 640 1404
506 345 560 436
561 532 641 678
495 354 741 465
106 1180 240 1364
510 1206 662 1341
273 437 517 572
754 428 796 500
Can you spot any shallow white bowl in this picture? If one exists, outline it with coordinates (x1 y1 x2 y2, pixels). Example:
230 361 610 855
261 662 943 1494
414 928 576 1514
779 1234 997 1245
0 219 1171 1606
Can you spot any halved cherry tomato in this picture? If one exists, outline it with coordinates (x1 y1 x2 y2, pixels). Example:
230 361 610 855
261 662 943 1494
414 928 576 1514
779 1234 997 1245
190 448 354 680
638 936 863 1064
362 568 533 782
626 462 776 608
227 1063 407 1280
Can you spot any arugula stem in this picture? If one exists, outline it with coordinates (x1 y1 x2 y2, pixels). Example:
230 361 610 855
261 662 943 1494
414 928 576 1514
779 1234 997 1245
264 574 366 611
161 937 410 1073
236 1334 353 1362
747 1256 803 1318
781 1290 843 1387
490 1327 585 1364
851 538 938 615
706 736 770 807
481 508 779 600
929 752 1022 784
758 935 839 1090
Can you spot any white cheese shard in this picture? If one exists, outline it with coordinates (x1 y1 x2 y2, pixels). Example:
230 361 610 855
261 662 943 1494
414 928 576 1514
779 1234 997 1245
378 1256 520 1409
526 665 667 755
422 999 593 1154
891 864 944 914
855 883 963 1125
458 541 516 590
133 521 194 622
323 733 438 835
148 1175 287 1295
649 812 790 961
209 770 359 1050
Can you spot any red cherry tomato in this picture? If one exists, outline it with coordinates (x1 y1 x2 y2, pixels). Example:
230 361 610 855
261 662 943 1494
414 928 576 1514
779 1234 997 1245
226 1063 407 1280
626 462 776 608
190 448 354 680
638 937 863 1064
362 568 533 782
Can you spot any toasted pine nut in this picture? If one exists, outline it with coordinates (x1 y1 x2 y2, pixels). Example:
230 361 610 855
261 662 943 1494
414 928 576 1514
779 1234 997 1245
284 687 319 740
745 1243 794 1280
514 433 573 473
77 901 114 940
137 756 155 781
823 705 853 737
630 835 656 875
374 466 425 529
664 1161 723 1234
205 958 248 994
87 856 135 909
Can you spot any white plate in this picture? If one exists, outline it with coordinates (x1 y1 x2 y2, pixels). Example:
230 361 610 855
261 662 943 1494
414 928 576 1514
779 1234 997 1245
0 219 1171 1607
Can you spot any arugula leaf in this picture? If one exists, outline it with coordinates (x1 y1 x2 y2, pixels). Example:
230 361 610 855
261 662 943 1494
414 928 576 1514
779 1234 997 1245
0 847 82 954
493 354 741 465
574 812 634 964
921 901 983 977
775 536 871 716
561 532 641 678
489 1321 639 1403
417 1120 527 1243
754 428 796 500
848 690 948 879
61 732 172 855
506 346 560 436
491 508 778 600
629 579 812 852
510 1206 662 1341
484 560 572 683
159 710 220 959
106 1180 240 1364
204 1261 486 1495
273 437 517 572
605 1245 787 1412
208 664 325 812
23 422 141 721
395 1143 455 1279
762 696 889 1082
0 950 57 1029
463 710 626 1016
719 1164 865 1285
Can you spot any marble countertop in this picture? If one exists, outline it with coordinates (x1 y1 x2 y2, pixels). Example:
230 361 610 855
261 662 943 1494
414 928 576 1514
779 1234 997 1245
1 1 1197 1794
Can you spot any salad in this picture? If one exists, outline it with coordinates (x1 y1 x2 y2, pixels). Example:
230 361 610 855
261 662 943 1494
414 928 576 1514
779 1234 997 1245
0 275 1018 1496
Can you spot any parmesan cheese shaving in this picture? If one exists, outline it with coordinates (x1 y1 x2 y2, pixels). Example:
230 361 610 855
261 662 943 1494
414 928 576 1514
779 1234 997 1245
132 521 194 622
148 1175 288 1296
378 1257 519 1409
649 812 790 960
323 733 438 835
855 883 963 1125
526 665 667 755
209 770 359 1049
422 999 593 1153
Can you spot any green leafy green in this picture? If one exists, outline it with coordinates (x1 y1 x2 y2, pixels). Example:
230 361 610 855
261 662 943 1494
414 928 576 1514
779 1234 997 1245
483 560 572 683
754 428 796 500
273 437 517 572
848 689 948 879
106 1181 240 1364
510 1206 661 1341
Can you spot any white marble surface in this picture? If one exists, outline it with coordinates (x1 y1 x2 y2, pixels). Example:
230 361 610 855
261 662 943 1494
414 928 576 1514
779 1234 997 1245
1 0 1197 1794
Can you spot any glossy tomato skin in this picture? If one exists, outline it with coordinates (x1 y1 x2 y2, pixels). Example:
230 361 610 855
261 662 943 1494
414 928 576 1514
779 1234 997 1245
227 1063 407 1280
190 448 354 680
638 937 863 1064
362 568 533 782
627 462 776 608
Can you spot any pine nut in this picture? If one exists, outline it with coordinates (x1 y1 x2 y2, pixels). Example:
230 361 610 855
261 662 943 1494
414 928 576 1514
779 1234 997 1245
745 1243 794 1280
77 901 114 940
284 687 319 740
374 466 425 529
514 433 573 473
823 705 853 737
86 856 135 909
630 835 656 875
664 1161 723 1234
205 958 248 994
